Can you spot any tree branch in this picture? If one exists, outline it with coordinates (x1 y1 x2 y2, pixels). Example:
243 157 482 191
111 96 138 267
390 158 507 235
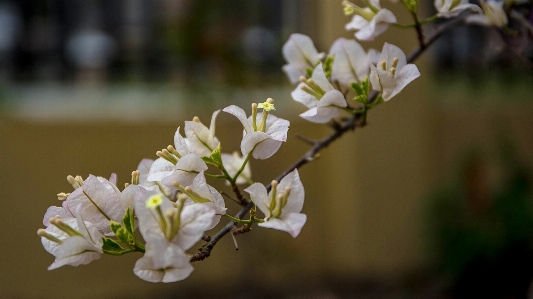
190 11 473 263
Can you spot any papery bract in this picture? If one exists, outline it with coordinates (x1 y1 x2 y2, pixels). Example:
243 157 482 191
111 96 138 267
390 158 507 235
291 63 347 123
65 175 124 234
282 33 325 84
245 169 306 238
345 0 397 41
329 38 372 86
134 243 193 283
369 43 420 101
40 215 103 270
184 110 220 157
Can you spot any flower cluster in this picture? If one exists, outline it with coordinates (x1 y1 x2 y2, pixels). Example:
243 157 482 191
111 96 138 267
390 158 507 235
37 0 528 284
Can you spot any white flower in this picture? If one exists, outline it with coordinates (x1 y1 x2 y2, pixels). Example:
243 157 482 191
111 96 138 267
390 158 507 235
222 152 252 185
282 33 325 84
65 175 125 234
38 214 103 270
369 43 420 101
223 99 290 160
466 0 507 27
244 169 307 238
344 0 397 41
172 171 227 229
291 63 347 123
134 243 193 283
435 0 482 18
329 38 373 86
184 110 220 157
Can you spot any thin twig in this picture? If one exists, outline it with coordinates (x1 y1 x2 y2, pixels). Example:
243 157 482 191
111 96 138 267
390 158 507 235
190 11 473 263
295 134 316 146
221 192 241 205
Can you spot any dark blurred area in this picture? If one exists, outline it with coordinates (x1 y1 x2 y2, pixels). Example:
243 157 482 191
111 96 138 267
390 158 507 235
2 1 533 299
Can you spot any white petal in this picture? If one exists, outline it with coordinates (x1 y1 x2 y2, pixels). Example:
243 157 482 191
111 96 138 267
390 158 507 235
311 63 334 92
319 90 347 108
147 158 175 182
173 127 191 156
241 132 269 156
291 83 319 109
43 205 73 227
277 169 305 214
108 173 117 185
47 236 101 270
329 38 368 85
137 159 154 185
209 109 221 137
174 204 216 250
184 121 218 157
264 115 290 142
381 43 407 74
241 132 283 159
221 153 252 185
282 64 306 84
375 69 397 100
244 183 270 217
282 33 324 70
300 107 340 124
258 213 307 238
345 15 369 31
222 105 253 134
388 63 420 100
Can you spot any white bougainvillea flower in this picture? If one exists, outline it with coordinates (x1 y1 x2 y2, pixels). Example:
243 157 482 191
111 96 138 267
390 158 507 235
134 243 193 283
435 0 482 18
282 33 325 84
369 43 420 101
223 99 289 159
222 152 252 185
135 191 216 251
172 171 227 229
244 169 306 238
466 0 507 27
65 175 124 234
38 214 103 270
344 0 397 41
329 38 373 86
184 110 220 157
291 63 347 123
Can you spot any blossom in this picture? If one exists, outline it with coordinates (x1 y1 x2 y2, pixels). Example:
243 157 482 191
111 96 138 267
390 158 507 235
64 175 125 234
369 43 420 101
244 169 306 238
184 110 220 157
291 63 347 123
329 38 373 86
38 214 103 270
223 99 290 159
222 152 252 185
344 0 397 41
148 153 208 189
466 0 507 27
172 171 227 229
282 33 325 84
435 0 482 18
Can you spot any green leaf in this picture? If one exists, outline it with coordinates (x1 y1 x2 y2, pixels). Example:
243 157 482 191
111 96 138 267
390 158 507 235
211 144 223 168
115 227 131 244
351 82 364 96
355 95 367 104
323 55 334 79
122 208 135 235
305 68 313 78
110 220 122 235
202 156 215 165
102 237 125 252
361 76 370 95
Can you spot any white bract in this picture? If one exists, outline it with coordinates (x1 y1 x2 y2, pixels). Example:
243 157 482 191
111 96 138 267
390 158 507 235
282 33 325 84
184 110 220 157
134 243 193 283
466 0 507 27
222 152 252 185
291 63 347 123
223 99 289 160
172 171 227 229
369 43 420 101
344 0 397 41
245 169 307 238
39 214 103 270
148 153 208 189
64 175 125 234
329 37 373 86
435 0 482 18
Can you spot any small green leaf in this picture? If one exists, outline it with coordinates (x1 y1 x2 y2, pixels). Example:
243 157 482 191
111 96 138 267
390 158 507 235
122 208 135 235
115 227 131 244
102 237 124 252
323 55 334 79
110 221 122 235
351 82 364 96
361 76 370 95
211 144 223 168
202 156 215 165
355 95 367 104
305 68 313 78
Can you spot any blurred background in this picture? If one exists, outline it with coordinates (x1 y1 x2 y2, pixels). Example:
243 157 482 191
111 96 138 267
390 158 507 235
1 0 533 298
